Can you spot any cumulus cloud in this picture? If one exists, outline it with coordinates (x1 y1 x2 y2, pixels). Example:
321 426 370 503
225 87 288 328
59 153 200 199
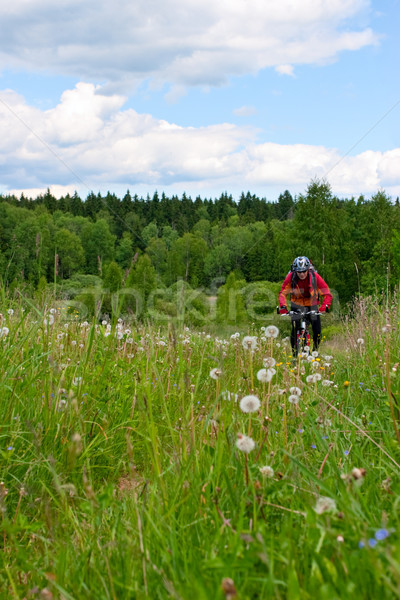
0 0 378 88
0 83 399 199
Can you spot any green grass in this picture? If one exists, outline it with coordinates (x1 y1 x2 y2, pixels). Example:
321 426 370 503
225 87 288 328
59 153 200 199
0 295 400 599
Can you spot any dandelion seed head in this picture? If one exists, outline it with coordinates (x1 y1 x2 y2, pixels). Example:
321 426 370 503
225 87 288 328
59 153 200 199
242 336 257 350
314 496 337 514
259 465 274 478
236 433 255 453
210 367 222 380
256 368 273 383
239 395 260 413
265 325 279 339
263 357 276 368
288 394 300 404
289 386 302 397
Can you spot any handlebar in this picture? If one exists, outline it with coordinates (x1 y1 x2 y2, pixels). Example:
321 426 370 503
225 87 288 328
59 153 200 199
280 310 325 317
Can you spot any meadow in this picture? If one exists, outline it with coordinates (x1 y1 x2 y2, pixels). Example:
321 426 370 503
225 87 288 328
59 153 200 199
0 293 400 599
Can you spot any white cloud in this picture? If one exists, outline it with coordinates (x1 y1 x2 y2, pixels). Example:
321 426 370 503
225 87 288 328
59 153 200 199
1 83 399 199
233 106 258 117
0 0 378 87
275 65 295 77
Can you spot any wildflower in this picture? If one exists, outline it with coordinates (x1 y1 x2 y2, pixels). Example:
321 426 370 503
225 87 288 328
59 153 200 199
322 379 334 386
344 380 349 387
337 535 344 543
7 308 14 316
256 368 274 383
357 338 364 345
221 578 237 600
265 325 279 339
289 386 302 397
306 374 321 384
242 336 257 350
314 496 337 515
1 327 9 337
210 368 222 380
368 538 378 548
239 395 260 413
236 433 255 453
263 357 276 368
351 467 366 481
311 351 319 358
288 394 300 404
375 529 390 541
259 465 274 478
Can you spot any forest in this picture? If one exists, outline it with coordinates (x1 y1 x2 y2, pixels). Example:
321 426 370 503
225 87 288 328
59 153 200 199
1 179 399 320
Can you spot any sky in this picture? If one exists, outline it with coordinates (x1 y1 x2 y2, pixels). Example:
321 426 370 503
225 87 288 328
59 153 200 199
0 0 399 203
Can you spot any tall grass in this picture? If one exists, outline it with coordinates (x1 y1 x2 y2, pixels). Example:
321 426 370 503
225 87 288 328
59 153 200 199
0 293 400 599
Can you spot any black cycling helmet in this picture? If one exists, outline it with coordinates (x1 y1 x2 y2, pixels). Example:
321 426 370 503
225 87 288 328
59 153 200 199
292 256 311 272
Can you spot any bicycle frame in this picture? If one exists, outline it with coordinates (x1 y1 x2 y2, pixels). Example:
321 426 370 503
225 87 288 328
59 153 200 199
282 309 320 355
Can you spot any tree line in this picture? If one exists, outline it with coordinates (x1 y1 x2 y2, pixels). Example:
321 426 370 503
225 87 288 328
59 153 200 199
1 180 399 312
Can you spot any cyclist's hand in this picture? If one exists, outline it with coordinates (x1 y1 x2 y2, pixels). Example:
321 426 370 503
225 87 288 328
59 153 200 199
279 306 288 315
318 306 327 313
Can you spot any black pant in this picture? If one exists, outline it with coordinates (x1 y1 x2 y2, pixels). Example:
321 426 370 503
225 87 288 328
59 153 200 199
290 305 321 353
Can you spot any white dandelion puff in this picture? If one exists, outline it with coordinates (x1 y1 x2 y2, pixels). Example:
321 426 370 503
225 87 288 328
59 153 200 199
7 309 14 316
242 336 258 350
289 386 302 397
288 394 300 404
259 466 274 478
240 395 260 413
236 433 256 453
265 325 279 339
256 368 274 383
314 496 337 515
307 373 322 383
357 338 364 345
263 357 276 368
1 327 9 337
210 367 222 380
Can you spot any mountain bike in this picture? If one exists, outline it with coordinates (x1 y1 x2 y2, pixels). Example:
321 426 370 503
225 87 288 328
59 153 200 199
281 309 324 355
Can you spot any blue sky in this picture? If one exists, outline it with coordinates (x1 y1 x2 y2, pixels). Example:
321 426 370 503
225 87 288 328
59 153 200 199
0 0 399 202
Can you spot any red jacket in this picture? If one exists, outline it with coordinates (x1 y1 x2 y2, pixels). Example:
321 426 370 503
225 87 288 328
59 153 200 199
279 271 332 310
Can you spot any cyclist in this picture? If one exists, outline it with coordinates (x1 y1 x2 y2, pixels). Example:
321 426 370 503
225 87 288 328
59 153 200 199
278 256 332 353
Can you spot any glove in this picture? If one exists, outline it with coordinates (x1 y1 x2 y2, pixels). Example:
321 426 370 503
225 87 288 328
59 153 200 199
318 305 327 314
279 306 288 315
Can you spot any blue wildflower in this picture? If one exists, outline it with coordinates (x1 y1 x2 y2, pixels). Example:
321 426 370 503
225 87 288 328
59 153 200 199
358 541 365 549
368 538 378 548
375 529 390 541
311 444 317 449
